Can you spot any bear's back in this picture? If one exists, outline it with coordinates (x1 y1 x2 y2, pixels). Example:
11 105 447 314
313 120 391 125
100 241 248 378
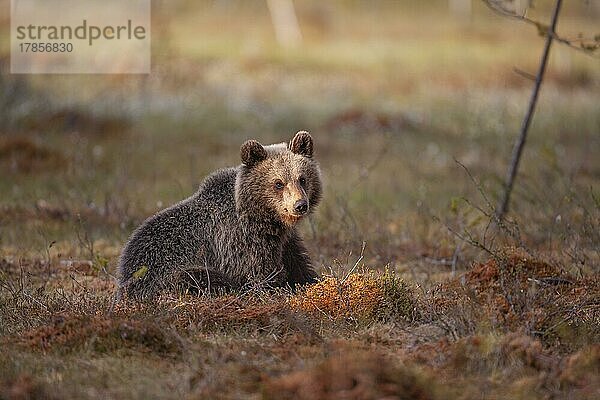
118 168 238 286
195 167 238 220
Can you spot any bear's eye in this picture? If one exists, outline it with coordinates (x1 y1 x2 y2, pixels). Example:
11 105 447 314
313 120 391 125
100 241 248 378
274 180 285 190
298 176 306 186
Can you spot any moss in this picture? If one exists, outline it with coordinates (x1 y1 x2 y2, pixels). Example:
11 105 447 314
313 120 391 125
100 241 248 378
376 268 418 322
289 274 383 321
289 271 417 323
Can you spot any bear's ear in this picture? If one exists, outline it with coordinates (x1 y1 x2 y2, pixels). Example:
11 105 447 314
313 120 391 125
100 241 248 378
241 140 268 167
289 131 313 158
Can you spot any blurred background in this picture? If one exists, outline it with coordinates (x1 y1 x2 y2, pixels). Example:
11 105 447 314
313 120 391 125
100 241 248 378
1 0 598 279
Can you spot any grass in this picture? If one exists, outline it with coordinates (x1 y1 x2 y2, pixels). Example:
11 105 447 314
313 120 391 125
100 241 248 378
1 1 599 398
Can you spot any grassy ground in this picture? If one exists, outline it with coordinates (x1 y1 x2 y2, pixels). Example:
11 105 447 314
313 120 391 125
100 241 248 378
1 1 599 399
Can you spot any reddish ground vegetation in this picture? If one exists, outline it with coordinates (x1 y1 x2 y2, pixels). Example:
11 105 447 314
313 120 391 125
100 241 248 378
21 109 130 137
290 271 415 322
1 250 597 399
289 274 383 320
426 248 599 342
560 345 600 388
0 137 66 173
264 343 437 400
322 108 415 134
14 313 183 356
0 374 57 400
159 294 290 331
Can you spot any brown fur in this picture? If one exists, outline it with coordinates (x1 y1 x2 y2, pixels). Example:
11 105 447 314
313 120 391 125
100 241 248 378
118 131 322 298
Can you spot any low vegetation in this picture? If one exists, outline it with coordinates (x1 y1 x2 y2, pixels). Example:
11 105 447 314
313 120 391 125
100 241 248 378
1 1 598 399
1 247 598 399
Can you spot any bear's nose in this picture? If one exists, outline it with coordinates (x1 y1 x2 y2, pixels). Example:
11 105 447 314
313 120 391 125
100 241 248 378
293 199 308 215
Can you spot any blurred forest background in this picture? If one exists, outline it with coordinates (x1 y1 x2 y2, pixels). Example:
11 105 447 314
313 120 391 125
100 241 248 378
1 1 599 399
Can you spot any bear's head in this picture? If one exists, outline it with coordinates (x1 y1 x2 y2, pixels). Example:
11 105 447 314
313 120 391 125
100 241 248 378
236 131 322 228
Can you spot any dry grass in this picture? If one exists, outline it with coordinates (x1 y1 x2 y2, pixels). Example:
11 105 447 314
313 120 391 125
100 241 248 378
1 1 598 398
14 313 184 356
1 251 598 398
264 344 438 400
425 248 600 344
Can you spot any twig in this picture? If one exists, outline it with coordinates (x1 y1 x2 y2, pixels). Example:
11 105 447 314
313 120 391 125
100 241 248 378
454 159 495 216
482 0 598 57
496 0 564 219
342 241 366 283
433 214 495 257
453 159 523 247
512 67 536 81
422 257 453 267
451 242 462 276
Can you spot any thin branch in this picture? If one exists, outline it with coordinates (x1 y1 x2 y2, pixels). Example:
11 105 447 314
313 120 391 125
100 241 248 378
432 215 495 257
496 0 564 219
482 0 599 57
513 67 536 81
453 158 523 245
454 158 495 214
342 241 366 283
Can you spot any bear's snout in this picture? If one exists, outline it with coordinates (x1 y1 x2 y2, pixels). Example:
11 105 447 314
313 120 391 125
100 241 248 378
293 199 308 215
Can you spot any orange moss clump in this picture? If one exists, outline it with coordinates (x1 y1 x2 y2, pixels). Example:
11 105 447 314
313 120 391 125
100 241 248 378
289 274 384 320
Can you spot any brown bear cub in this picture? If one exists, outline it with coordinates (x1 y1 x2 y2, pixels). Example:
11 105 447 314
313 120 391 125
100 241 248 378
118 131 322 300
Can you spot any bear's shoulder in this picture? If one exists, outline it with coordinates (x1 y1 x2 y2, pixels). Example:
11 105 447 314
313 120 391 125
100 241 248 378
196 167 238 202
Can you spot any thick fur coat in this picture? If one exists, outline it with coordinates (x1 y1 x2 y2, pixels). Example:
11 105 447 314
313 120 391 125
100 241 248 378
118 131 322 299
